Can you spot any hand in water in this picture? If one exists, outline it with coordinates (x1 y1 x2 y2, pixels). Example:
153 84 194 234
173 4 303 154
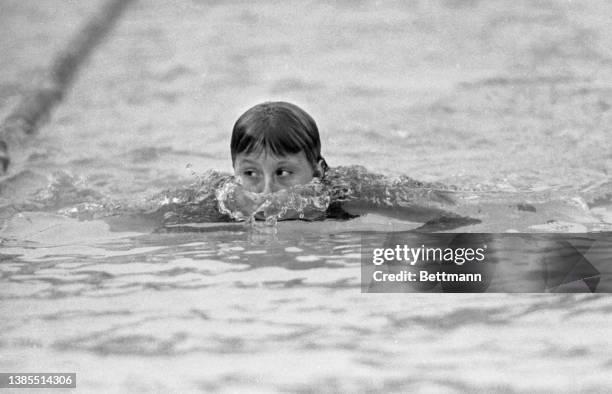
229 186 304 219
232 186 267 217
258 189 297 219
217 179 329 221
227 187 299 220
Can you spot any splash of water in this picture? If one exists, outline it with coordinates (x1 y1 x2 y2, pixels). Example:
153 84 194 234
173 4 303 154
215 177 331 223
2 166 610 232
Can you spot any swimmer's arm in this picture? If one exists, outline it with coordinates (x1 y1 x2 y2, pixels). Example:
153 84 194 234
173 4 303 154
149 171 233 224
327 166 460 222
339 185 458 222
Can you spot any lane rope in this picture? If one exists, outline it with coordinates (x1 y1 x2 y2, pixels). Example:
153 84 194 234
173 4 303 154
0 0 135 173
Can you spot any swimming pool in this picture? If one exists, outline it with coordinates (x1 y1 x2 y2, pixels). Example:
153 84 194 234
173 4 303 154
2 0 612 391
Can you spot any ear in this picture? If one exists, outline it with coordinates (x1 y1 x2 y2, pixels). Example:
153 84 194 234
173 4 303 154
313 159 327 178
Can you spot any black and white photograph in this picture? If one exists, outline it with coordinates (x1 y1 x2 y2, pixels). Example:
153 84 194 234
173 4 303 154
1 0 612 392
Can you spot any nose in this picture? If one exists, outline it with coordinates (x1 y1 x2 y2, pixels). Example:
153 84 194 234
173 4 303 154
261 175 280 194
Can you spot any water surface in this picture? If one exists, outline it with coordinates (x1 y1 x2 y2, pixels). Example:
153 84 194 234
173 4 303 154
2 0 612 392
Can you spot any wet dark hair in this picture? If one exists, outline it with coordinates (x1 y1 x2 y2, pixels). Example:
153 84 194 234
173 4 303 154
231 101 328 175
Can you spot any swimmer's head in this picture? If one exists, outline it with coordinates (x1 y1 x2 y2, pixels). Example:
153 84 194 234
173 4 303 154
231 101 327 193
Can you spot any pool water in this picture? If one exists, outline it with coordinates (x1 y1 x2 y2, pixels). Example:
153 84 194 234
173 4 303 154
2 0 612 392
2 213 612 392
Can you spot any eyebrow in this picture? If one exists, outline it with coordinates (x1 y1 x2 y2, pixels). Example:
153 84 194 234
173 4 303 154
237 158 301 167
276 160 299 166
236 159 260 166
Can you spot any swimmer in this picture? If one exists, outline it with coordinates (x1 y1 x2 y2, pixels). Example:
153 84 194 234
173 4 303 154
214 101 458 222
150 101 461 225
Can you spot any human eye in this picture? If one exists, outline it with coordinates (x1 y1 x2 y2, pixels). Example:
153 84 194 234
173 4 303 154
242 169 259 177
276 168 293 177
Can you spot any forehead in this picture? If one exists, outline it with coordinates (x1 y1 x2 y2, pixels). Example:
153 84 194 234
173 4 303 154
234 150 309 166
